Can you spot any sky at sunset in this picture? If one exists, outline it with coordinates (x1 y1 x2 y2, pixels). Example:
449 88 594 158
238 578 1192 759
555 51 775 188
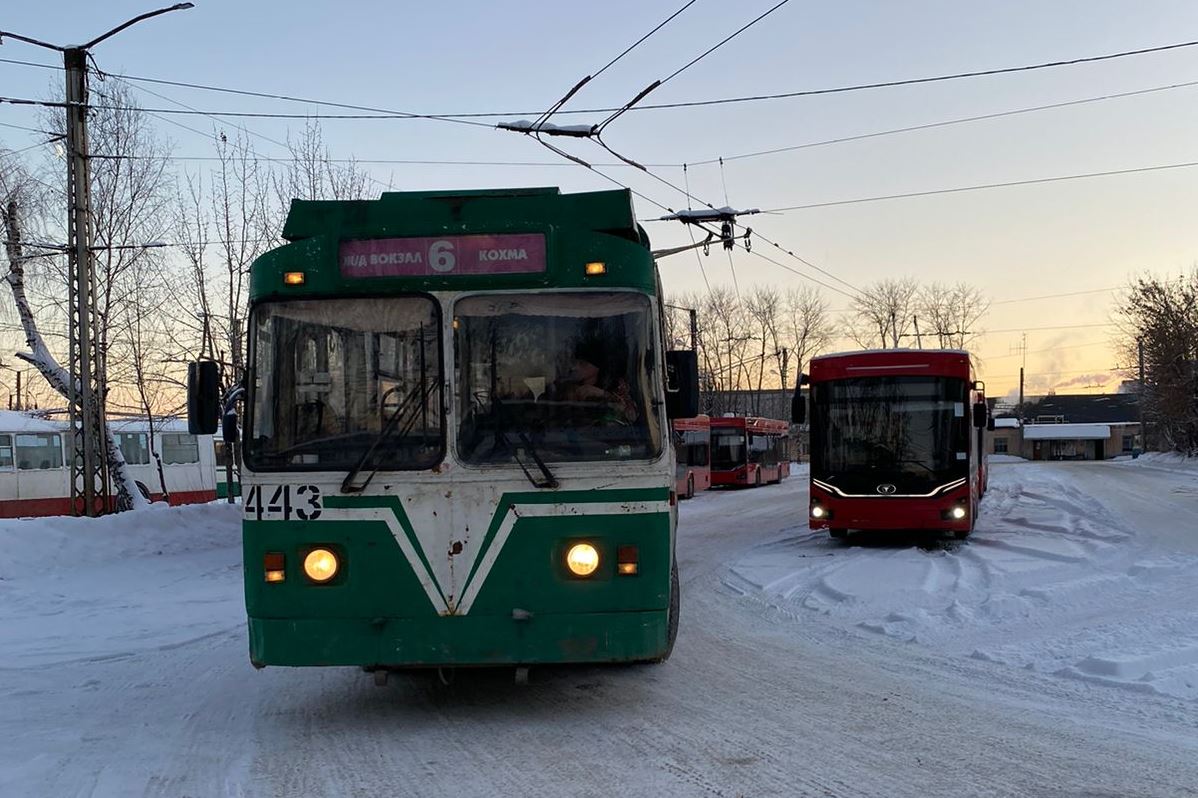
3 0 1196 399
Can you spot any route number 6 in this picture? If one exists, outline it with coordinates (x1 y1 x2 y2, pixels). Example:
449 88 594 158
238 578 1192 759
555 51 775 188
429 240 456 272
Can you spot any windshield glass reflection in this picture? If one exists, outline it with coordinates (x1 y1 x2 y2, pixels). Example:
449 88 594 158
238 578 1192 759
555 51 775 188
247 297 442 470
456 292 661 464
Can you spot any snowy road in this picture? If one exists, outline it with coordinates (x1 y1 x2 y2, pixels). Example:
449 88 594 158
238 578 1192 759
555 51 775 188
2 462 1197 797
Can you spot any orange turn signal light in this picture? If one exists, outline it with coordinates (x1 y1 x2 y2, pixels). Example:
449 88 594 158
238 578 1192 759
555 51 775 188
617 545 638 576
264 551 285 583
283 271 306 285
584 261 607 276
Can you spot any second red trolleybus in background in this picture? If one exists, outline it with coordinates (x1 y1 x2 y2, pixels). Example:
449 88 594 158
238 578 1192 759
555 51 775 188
710 416 791 488
672 416 711 499
795 349 989 540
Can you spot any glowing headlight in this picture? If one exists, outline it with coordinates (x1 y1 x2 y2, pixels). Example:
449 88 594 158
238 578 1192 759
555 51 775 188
303 548 339 583
811 505 826 519
951 506 967 520
566 543 600 577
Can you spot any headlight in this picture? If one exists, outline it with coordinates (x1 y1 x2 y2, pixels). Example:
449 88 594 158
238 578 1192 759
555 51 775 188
303 548 339 583
811 505 826 519
566 543 600 577
951 506 967 520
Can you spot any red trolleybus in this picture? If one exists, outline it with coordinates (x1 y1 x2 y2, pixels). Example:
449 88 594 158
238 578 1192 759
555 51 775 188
710 416 791 488
797 349 988 540
672 416 711 499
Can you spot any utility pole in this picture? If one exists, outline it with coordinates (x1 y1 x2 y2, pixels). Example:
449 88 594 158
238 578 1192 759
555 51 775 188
63 45 107 516
1010 333 1027 418
663 303 699 350
778 347 789 397
1138 336 1146 451
1 4 194 516
912 315 923 349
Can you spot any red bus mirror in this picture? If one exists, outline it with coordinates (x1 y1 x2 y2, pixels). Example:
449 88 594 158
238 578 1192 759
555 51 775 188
972 400 988 429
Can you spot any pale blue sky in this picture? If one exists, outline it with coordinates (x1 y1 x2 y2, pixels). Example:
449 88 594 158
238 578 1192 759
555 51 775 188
3 1 1197 395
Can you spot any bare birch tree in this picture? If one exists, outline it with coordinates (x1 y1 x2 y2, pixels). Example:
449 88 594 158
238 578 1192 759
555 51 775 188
920 282 989 349
846 277 919 349
745 286 781 414
2 186 147 510
782 284 833 381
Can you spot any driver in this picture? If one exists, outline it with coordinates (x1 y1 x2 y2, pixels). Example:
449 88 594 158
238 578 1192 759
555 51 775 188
558 358 637 423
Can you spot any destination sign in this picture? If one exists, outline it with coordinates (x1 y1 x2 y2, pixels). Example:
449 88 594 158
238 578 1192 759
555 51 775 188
340 234 547 278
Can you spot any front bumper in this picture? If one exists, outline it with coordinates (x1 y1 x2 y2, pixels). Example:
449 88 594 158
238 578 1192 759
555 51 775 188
809 485 972 532
248 609 670 668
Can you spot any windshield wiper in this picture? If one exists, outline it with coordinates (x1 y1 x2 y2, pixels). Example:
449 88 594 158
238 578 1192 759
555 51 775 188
893 458 938 476
341 381 437 493
491 396 558 489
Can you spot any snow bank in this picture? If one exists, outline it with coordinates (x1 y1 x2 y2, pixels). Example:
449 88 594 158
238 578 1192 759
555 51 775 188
0 504 244 669
987 454 1027 463
0 502 241 579
1112 451 1198 473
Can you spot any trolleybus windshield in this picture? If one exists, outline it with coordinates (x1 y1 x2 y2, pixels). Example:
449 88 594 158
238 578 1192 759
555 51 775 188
813 376 967 478
711 428 746 470
246 297 442 471
455 292 661 464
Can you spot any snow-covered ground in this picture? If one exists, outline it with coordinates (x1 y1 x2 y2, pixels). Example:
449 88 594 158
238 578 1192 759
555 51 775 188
729 460 1198 701
1 461 1196 796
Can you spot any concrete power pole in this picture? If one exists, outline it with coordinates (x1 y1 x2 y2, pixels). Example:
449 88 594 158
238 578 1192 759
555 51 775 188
0 4 194 515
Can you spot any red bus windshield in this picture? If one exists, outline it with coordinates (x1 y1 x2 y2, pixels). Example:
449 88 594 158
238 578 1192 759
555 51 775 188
811 376 968 490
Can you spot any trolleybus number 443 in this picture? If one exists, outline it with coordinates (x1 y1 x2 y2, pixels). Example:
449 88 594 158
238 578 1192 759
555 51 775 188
244 484 323 521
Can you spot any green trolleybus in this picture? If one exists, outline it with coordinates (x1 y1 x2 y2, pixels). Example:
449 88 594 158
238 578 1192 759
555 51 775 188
188 187 697 675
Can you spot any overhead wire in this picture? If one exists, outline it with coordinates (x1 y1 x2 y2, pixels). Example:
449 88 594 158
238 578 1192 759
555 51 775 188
742 227 861 295
682 164 712 292
6 38 1198 119
689 79 1198 166
757 160 1198 213
597 0 791 131
533 0 701 130
990 286 1121 304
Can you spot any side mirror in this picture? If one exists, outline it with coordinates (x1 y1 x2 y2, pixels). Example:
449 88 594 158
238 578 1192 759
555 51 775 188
791 392 806 424
187 361 220 435
791 373 809 424
972 400 988 429
222 411 240 445
665 350 699 419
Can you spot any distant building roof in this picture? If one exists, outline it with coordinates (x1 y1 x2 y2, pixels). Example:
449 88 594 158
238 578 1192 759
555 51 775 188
1019 393 1139 424
1023 423 1111 441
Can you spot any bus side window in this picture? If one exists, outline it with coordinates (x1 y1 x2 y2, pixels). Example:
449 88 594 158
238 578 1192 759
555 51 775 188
15 433 63 470
0 433 12 469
